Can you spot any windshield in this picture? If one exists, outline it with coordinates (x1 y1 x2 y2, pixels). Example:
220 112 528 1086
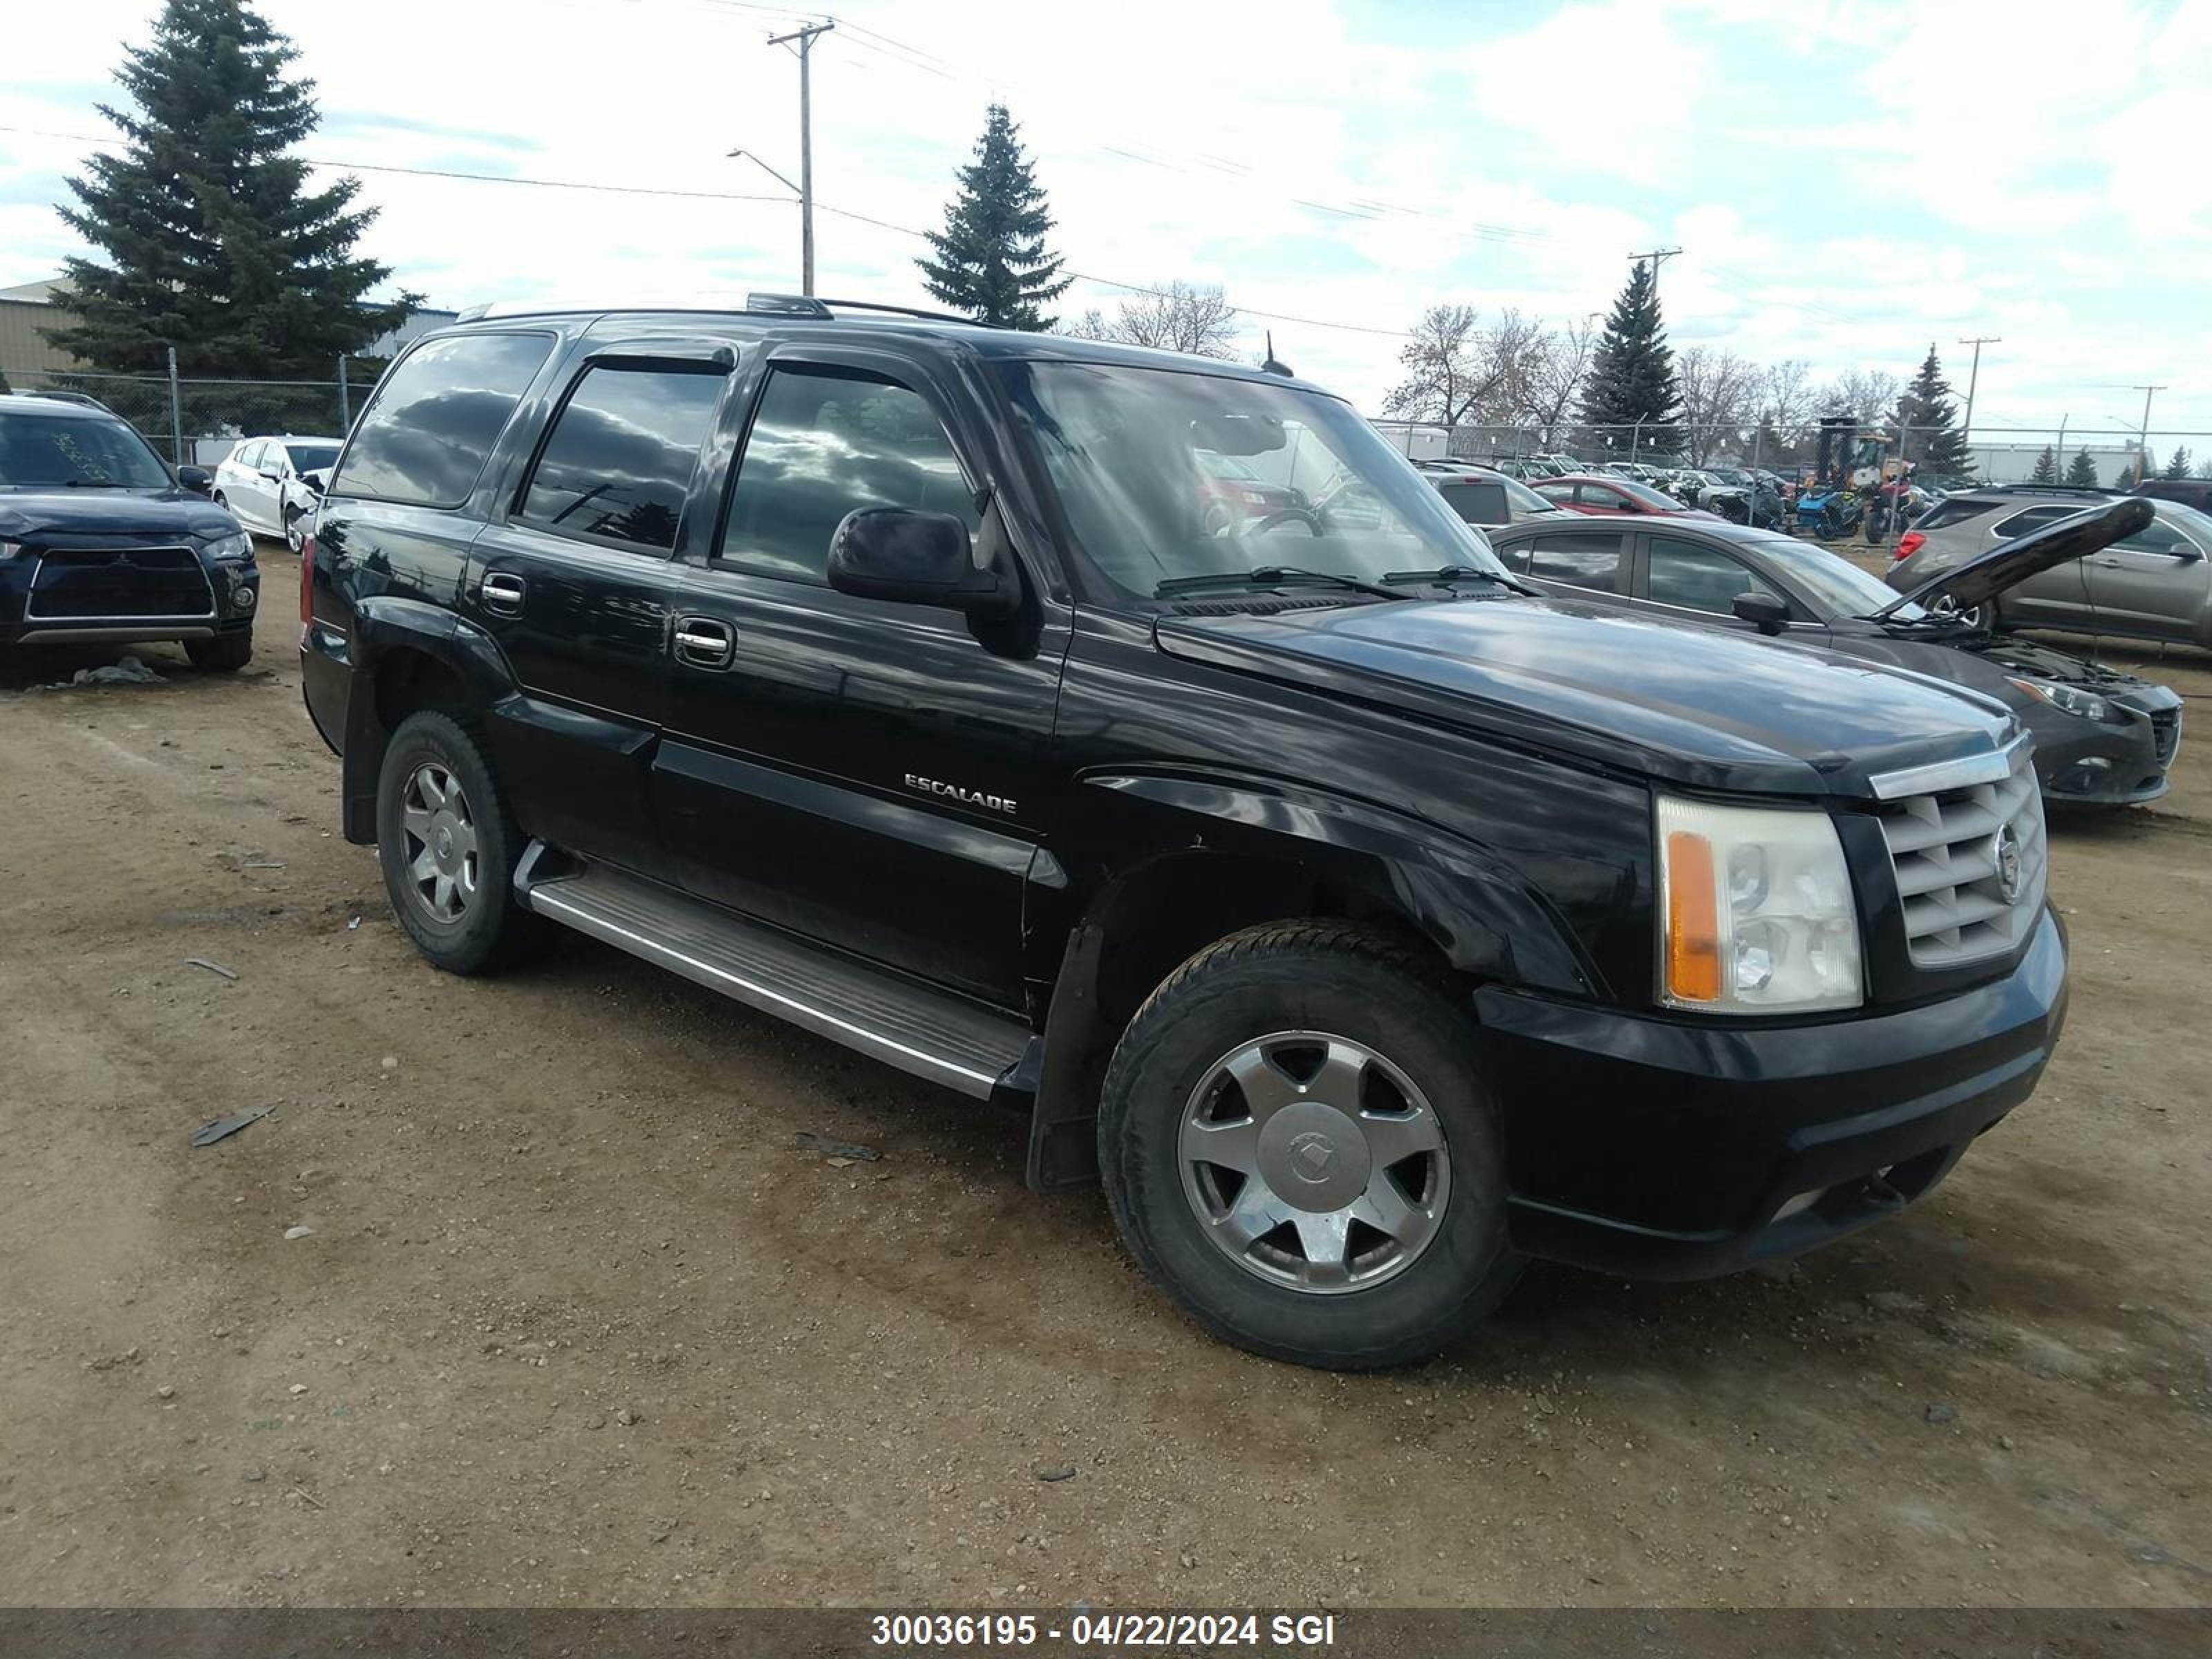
1494 471 1562 512
997 361 1506 599
1605 478 1685 511
0 409 172 491
1743 533 1928 621
285 441 341 472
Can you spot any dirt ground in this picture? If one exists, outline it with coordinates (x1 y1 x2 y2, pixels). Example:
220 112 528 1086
2 544 2208 1613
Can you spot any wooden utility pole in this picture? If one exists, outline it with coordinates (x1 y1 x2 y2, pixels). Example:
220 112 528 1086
767 21 834 295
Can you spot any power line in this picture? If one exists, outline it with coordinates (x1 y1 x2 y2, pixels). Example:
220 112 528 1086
0 122 1416 341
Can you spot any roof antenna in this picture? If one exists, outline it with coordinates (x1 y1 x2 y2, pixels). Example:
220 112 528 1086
1260 331 1293 377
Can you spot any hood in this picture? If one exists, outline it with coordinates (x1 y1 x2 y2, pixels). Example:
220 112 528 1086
1154 595 2014 799
1877 496 2154 616
0 487 239 543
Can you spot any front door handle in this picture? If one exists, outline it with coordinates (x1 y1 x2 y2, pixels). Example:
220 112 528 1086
673 615 735 669
481 571 527 615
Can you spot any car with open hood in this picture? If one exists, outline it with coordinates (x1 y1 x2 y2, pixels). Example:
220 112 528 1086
0 392 259 671
300 301 2068 1369
1886 482 2212 648
1488 500 2183 805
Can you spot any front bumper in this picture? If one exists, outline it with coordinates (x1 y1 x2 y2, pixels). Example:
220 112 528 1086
0 551 258 646
1474 906 2068 1280
2033 691 2182 805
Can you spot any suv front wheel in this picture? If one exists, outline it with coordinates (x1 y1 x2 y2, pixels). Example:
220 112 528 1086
375 710 534 974
1099 921 1521 1369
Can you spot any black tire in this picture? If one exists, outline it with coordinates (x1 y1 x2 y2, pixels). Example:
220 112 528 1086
186 631 252 673
1098 921 1523 1369
283 504 306 554
375 710 534 975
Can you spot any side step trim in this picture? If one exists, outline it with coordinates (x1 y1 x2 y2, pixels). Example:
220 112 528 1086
521 861 1029 1100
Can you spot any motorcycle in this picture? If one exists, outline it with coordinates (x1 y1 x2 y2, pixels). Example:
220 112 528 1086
1862 481 1920 544
1794 487 1864 539
1714 481 1788 529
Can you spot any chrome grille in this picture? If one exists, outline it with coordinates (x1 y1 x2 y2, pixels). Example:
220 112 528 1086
1875 743 2046 971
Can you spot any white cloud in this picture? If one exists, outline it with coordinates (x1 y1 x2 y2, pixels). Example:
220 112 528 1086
1 0 2206 427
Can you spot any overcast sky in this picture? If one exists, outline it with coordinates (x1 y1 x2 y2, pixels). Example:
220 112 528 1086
6 0 2209 438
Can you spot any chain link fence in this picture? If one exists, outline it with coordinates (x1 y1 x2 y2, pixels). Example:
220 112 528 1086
10 364 384 467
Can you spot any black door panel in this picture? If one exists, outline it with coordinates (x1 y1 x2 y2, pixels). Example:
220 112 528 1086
656 569 1065 1007
465 525 679 865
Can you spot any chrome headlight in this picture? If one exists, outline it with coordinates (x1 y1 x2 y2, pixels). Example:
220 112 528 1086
2007 675 2116 723
204 529 253 562
1656 796 1862 1014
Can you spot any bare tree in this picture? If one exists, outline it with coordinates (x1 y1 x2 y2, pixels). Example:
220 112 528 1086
1382 303 1502 427
1523 317 1597 447
1067 281 1240 358
1820 367 1902 426
1677 346 1761 464
1761 359 1815 430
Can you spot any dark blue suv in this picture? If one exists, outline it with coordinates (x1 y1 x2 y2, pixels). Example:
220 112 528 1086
0 393 259 671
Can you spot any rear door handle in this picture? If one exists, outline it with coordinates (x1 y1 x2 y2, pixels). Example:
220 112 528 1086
481 571 527 615
673 615 735 669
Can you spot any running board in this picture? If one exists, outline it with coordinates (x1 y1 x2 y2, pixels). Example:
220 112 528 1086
516 854 1035 1100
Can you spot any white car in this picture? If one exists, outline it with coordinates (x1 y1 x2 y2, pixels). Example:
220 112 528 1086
212 435 342 552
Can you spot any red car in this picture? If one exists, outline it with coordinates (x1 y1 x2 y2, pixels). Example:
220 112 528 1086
1535 474 1724 519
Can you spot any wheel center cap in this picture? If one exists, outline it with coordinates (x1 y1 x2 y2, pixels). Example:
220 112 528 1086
1257 1101 1370 1213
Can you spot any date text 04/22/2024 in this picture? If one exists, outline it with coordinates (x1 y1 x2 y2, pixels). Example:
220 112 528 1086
869 1611 1339 1648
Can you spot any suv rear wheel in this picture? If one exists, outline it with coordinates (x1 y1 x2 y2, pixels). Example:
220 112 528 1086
1098 921 1521 1369
375 710 534 974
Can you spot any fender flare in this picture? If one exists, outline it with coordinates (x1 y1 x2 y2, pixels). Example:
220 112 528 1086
1024 770 1610 1192
337 597 518 841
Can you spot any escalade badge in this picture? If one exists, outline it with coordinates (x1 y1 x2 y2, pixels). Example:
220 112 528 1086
904 774 1018 816
1993 823 2024 905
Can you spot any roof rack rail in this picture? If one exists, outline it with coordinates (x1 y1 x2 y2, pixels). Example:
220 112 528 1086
1980 482 2117 496
745 292 995 328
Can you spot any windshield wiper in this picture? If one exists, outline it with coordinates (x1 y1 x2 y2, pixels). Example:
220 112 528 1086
1155 565 1405 601
1382 565 1533 594
60 479 136 489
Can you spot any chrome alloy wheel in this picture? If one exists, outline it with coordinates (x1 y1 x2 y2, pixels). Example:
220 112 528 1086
1179 1031 1451 1294
399 762 479 923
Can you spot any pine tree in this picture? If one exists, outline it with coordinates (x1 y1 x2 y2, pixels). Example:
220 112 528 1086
48 0 412 378
2065 449 2100 488
2030 444 2058 483
918 105 1071 331
1580 260 1684 456
1893 346 1975 480
2162 445 2192 480
2115 461 2139 489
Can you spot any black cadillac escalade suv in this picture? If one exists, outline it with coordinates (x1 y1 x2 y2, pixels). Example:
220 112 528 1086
301 301 2068 1369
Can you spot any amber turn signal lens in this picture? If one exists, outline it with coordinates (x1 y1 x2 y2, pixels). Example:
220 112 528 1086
1665 830 1723 1003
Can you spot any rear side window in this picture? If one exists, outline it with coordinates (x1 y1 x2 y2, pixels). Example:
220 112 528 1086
1437 481 1508 525
1525 531 1624 592
1575 482 1623 507
518 364 726 551
1909 498 1989 533
1993 505 2082 539
718 367 976 583
335 332 554 507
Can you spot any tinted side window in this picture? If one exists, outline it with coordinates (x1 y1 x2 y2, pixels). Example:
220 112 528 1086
1492 540 1533 574
719 368 977 583
335 332 554 507
1575 482 1623 507
1910 498 1989 532
1992 505 2080 539
1438 481 1508 525
518 365 724 551
1645 536 1780 615
1525 532 1624 592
